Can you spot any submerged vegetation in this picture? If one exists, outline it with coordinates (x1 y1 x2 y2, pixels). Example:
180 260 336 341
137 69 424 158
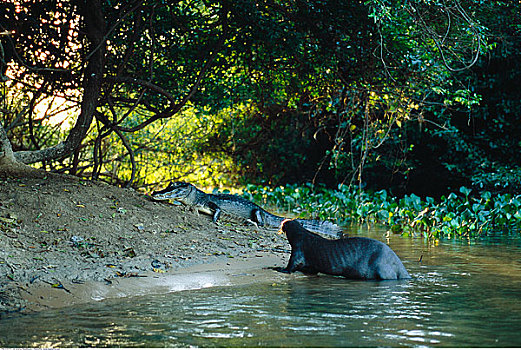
243 184 521 239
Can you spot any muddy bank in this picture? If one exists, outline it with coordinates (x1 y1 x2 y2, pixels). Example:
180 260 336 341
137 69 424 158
19 254 290 313
0 168 289 315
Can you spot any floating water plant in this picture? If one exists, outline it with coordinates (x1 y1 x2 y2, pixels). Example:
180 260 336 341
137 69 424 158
242 184 521 238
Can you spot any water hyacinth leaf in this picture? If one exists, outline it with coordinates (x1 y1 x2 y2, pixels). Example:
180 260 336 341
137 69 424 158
460 186 472 197
243 183 521 239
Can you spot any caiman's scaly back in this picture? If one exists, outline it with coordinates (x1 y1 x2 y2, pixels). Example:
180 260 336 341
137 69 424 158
152 181 343 238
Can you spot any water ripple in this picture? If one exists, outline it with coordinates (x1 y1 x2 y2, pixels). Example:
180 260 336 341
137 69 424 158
2 230 521 347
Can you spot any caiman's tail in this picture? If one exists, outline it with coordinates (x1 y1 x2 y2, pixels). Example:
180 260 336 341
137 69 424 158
296 219 344 239
262 212 343 239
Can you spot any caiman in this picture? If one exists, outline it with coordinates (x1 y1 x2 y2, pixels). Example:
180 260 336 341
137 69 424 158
152 181 343 238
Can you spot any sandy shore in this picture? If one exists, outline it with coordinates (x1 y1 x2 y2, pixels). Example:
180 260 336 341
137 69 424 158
0 168 294 315
18 253 290 313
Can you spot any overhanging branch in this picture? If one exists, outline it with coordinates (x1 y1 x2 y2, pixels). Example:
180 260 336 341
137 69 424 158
14 0 107 165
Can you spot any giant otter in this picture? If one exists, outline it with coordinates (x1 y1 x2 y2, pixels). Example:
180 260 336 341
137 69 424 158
277 219 411 280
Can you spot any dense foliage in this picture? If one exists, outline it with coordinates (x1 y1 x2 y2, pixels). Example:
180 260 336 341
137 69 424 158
1 0 520 199
194 1 520 197
243 184 521 238
214 1 521 198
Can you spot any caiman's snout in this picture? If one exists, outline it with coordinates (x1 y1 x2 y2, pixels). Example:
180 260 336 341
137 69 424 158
151 188 170 200
151 192 168 200
151 181 192 203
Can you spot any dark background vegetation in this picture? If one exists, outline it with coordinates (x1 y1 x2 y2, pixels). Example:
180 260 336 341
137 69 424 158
1 0 520 198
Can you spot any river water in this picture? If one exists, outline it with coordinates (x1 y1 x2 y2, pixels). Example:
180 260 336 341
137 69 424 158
1 225 521 347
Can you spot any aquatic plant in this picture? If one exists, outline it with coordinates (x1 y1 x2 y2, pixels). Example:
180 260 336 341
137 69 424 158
242 184 521 238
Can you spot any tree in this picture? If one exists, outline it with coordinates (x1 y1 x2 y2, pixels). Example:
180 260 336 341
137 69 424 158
1 0 228 183
197 0 493 190
1 0 105 167
1 0 500 193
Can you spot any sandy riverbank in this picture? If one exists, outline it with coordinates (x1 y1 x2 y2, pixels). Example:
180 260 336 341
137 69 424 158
0 168 290 315
18 253 293 313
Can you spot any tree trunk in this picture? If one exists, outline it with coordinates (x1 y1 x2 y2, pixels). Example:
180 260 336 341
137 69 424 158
0 125 32 172
13 0 106 165
0 125 16 165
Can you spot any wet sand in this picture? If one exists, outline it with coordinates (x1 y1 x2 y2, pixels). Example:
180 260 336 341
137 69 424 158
0 168 292 315
19 253 288 312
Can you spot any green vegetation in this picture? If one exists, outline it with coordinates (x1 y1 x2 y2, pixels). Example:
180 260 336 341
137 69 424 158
243 184 521 239
1 1 521 238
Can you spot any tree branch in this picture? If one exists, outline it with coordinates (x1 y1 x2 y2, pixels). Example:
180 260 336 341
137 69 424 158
103 37 224 134
14 0 107 164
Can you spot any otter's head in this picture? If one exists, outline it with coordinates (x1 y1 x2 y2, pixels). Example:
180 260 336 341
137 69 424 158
279 219 306 243
152 181 194 201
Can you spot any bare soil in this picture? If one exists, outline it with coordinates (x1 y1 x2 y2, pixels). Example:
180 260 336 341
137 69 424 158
0 168 289 316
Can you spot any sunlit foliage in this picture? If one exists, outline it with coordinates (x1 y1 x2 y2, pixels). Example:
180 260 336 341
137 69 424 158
1 0 520 197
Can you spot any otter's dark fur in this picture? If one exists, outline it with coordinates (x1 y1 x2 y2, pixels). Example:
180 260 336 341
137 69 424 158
278 220 411 280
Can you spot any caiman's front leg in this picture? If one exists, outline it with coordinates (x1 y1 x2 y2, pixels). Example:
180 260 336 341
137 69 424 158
253 209 264 227
207 201 221 223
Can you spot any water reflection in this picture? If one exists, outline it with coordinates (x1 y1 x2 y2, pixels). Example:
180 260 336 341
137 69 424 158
1 227 521 347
